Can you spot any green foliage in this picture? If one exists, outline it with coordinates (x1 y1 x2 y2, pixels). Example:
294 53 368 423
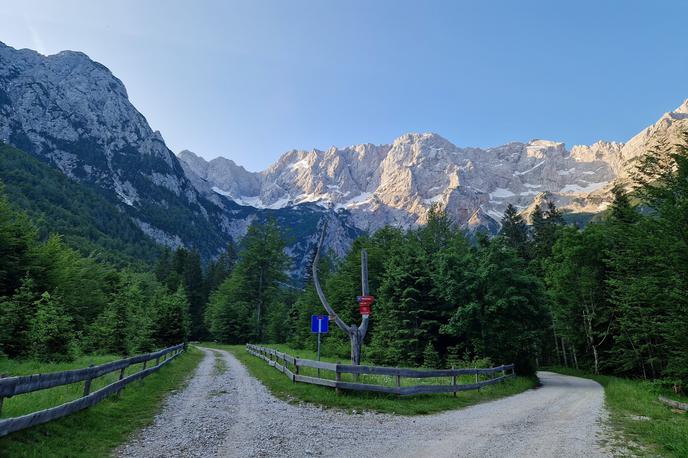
422 341 442 368
0 142 159 266
205 219 290 343
29 292 78 362
0 185 191 361
155 244 237 341
205 241 238 292
370 236 441 366
0 277 38 358
499 203 528 256
442 238 547 375
0 183 37 297
152 285 191 347
86 272 157 355
544 134 688 385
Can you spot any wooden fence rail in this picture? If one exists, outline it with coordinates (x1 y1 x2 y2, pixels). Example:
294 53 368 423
246 344 514 396
0 343 185 438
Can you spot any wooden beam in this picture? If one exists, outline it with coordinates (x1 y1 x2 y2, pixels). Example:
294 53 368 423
659 395 688 411
0 348 183 438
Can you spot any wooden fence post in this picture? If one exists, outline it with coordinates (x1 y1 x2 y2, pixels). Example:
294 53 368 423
452 367 457 397
335 363 341 395
395 372 401 394
116 365 127 397
0 374 6 416
82 365 94 397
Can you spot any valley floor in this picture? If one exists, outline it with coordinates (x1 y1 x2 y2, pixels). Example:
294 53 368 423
117 347 617 458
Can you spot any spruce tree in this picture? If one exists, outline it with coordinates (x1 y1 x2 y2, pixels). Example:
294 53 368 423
499 203 528 256
442 238 547 375
0 184 38 296
29 292 77 361
205 219 289 342
0 276 38 358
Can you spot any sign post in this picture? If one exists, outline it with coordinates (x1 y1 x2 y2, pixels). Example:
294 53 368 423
311 315 329 377
356 295 375 316
312 222 372 367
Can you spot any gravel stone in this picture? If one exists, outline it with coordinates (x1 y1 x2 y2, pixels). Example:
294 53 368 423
117 348 616 458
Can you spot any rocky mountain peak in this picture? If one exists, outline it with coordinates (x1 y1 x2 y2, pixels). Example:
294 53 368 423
178 98 688 234
0 41 228 255
668 98 688 119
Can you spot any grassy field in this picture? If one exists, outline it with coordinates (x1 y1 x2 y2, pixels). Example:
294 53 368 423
0 347 203 458
548 367 688 457
203 342 536 415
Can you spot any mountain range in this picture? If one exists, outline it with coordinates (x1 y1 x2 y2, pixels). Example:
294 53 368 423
1 40 686 275
179 101 688 233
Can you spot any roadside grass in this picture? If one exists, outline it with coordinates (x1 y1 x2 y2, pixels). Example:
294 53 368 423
0 347 203 458
202 342 536 415
547 366 688 457
212 351 228 375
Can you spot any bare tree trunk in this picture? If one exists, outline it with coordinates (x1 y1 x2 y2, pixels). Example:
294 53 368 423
256 270 263 340
552 320 561 365
312 223 370 365
571 344 579 370
561 337 568 367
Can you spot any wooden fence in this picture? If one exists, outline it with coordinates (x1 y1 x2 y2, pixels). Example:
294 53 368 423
0 343 184 438
246 344 514 396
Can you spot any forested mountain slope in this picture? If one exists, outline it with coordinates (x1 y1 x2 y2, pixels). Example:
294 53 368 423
0 41 359 272
0 141 159 265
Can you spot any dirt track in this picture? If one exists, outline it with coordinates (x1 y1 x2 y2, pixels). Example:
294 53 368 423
117 347 614 458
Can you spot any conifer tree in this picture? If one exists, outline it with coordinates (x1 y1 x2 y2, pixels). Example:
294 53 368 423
442 238 546 374
30 292 77 361
153 284 191 346
205 219 289 342
499 203 528 256
0 276 38 358
422 341 442 368
0 184 37 296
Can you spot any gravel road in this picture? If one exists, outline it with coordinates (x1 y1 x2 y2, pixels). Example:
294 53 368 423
117 347 614 458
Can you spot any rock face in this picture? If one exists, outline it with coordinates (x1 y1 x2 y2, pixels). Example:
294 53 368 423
0 44 186 203
0 41 360 276
181 100 688 232
178 150 261 200
2 40 685 271
0 41 229 257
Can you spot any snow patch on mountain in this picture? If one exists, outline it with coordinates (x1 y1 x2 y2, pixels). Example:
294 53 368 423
178 98 688 233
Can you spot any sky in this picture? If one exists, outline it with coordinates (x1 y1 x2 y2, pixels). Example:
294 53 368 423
1 0 687 172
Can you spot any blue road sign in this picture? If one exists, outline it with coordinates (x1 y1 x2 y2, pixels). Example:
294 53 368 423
311 315 329 334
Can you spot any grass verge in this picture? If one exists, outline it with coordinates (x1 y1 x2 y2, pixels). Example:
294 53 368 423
212 351 228 375
547 366 688 457
202 342 536 416
0 347 203 458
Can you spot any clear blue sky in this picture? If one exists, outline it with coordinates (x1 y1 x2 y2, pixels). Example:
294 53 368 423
2 1 687 171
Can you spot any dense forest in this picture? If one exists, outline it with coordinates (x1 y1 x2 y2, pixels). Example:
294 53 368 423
0 184 191 361
201 136 688 386
0 142 160 266
1 136 686 387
